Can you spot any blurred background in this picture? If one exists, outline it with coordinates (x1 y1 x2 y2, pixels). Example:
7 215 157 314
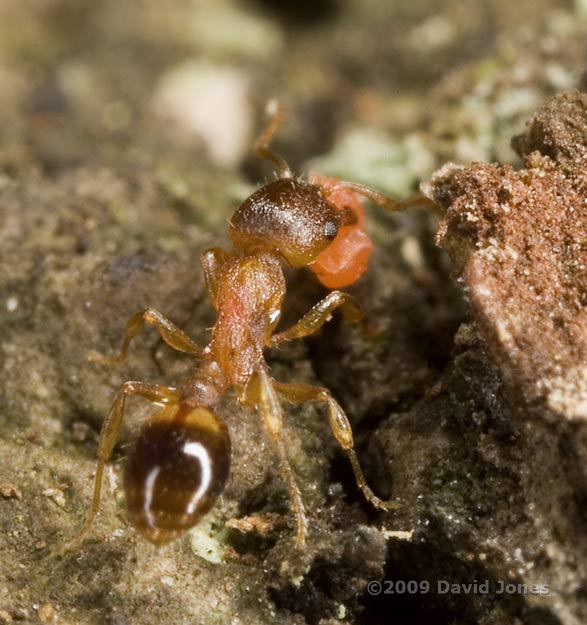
1 0 585 193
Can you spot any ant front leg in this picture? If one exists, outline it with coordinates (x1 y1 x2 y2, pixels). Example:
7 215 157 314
201 247 232 303
61 382 179 552
89 308 201 366
274 381 399 512
245 367 308 548
268 291 366 347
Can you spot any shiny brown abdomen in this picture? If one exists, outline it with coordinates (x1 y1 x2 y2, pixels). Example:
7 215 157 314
124 405 230 545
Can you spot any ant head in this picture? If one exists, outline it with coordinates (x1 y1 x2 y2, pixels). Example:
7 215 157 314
234 102 397 286
230 178 351 268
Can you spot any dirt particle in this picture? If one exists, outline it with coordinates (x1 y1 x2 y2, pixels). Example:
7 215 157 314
71 422 91 442
37 604 57 624
225 513 287 536
9 608 28 621
42 488 66 508
0 484 22 500
25 430 43 446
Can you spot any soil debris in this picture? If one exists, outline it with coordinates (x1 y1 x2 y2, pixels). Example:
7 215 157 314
0 484 22 501
426 91 587 419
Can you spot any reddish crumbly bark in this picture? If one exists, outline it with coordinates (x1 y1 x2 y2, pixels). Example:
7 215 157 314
425 91 587 418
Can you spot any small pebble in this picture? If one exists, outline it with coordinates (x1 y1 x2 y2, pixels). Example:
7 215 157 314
25 430 43 446
6 296 18 312
42 489 66 508
0 484 22 500
38 604 56 624
152 61 253 167
71 422 90 442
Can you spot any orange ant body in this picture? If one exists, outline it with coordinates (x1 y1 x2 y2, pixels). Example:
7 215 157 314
66 103 410 550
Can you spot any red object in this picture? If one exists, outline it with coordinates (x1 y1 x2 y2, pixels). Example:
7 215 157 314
309 174 373 288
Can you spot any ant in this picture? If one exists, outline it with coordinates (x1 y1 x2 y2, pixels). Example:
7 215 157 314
65 102 422 551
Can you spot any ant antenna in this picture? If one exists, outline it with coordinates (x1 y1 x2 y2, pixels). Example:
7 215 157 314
330 181 440 213
254 100 293 179
329 180 403 211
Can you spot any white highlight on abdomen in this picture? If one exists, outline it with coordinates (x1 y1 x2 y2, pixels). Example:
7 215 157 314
144 467 161 528
184 441 212 515
142 441 212 526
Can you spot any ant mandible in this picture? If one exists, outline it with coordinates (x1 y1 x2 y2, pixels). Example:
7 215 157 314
66 101 413 551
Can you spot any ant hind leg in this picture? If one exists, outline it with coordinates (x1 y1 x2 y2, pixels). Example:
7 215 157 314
274 381 399 512
246 367 308 548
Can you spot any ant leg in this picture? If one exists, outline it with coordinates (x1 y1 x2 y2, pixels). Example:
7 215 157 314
201 247 232 303
253 100 293 179
61 382 179 552
89 308 200 366
268 291 365 347
274 381 399 512
245 367 308 548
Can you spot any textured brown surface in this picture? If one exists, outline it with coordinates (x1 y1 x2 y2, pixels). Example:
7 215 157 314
512 91 587 183
428 92 587 418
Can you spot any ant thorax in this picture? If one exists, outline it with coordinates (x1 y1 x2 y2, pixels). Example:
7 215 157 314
207 252 285 387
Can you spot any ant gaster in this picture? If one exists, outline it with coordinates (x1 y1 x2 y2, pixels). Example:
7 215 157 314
66 102 410 550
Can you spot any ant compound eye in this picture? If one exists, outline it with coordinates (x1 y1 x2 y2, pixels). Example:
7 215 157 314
324 220 338 240
124 407 230 545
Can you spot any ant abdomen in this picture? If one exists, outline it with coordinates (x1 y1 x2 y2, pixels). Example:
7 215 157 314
124 405 230 545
